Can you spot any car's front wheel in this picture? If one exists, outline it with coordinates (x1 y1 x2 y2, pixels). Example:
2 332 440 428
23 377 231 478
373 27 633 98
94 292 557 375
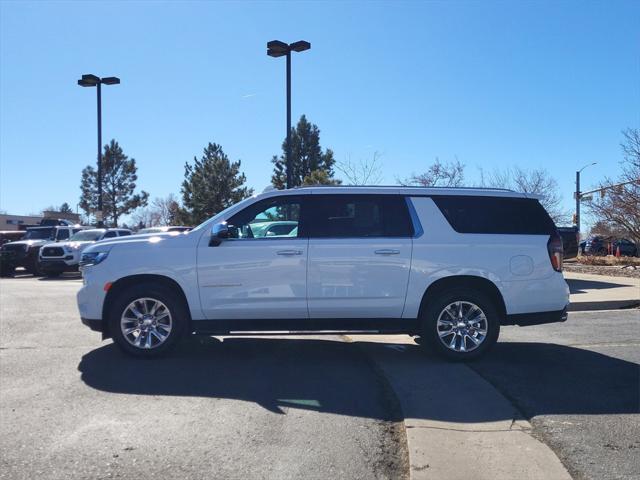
420 289 500 361
108 283 188 357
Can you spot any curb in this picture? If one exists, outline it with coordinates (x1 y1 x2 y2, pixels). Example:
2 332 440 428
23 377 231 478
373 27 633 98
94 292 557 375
568 300 640 312
347 335 572 480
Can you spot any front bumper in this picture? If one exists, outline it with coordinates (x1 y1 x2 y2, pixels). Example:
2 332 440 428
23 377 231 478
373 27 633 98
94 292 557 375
39 258 79 273
81 317 104 332
1 250 28 268
77 272 108 323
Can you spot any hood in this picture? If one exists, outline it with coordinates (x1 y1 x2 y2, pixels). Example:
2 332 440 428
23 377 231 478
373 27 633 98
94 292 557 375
43 240 96 251
2 239 48 249
83 231 188 253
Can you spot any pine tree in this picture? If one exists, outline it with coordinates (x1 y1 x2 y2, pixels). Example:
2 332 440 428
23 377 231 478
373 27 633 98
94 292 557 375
79 140 149 226
180 142 253 225
271 115 340 188
58 203 73 214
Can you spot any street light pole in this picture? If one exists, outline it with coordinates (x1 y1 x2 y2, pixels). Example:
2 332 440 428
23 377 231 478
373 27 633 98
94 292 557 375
286 50 292 190
267 40 311 189
575 162 597 235
96 81 102 226
78 74 120 227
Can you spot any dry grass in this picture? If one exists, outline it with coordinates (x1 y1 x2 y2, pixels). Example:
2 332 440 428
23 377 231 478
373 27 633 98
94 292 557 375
577 255 640 266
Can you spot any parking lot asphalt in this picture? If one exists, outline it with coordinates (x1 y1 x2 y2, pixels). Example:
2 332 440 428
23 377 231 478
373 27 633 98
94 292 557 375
1 274 638 480
472 310 640 480
0 275 408 480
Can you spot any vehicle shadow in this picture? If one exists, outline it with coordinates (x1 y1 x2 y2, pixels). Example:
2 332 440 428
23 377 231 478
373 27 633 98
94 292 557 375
567 278 628 294
37 274 82 281
78 337 639 422
470 341 640 418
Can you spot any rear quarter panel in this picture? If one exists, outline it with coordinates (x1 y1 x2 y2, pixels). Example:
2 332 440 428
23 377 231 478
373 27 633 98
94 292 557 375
403 197 567 318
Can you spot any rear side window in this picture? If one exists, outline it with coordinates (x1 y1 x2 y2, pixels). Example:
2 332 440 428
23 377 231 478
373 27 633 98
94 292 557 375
432 196 555 234
307 195 413 238
103 231 117 238
118 230 131 236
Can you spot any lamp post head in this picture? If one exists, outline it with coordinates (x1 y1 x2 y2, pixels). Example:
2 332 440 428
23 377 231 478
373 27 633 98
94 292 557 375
267 40 310 57
289 40 311 52
77 74 120 87
578 162 598 173
77 74 100 87
267 40 289 57
101 76 120 85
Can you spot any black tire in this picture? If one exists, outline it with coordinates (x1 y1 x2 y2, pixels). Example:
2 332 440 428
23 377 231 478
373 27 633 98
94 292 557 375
27 257 43 276
0 264 15 277
420 288 500 361
108 283 188 358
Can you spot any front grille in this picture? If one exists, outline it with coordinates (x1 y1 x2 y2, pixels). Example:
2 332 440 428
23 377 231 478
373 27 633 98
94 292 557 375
42 247 64 257
2 243 26 253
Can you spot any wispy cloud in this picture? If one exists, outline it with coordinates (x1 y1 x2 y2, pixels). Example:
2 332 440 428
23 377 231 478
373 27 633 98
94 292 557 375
242 93 258 99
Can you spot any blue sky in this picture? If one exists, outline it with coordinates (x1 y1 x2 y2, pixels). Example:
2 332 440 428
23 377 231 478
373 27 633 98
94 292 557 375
1 0 638 224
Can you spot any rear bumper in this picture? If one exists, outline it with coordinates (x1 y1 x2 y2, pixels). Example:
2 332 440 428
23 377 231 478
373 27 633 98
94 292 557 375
503 307 569 326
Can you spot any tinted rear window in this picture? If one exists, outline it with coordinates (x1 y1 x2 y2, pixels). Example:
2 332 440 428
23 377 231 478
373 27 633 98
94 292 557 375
307 195 414 238
431 196 555 235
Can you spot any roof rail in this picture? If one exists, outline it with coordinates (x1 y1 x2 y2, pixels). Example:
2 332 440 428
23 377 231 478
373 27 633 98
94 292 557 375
292 184 515 193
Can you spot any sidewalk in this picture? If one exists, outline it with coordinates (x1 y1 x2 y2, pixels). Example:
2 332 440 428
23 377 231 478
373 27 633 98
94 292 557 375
565 271 640 311
345 335 572 480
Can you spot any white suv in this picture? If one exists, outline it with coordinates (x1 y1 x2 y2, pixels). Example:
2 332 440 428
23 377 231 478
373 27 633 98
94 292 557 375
77 187 569 360
40 228 131 277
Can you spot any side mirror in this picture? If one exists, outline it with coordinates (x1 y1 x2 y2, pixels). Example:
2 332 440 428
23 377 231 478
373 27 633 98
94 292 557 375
209 222 229 247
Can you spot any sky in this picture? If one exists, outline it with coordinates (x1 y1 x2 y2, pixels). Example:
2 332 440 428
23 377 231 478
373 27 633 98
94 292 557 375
1 0 639 226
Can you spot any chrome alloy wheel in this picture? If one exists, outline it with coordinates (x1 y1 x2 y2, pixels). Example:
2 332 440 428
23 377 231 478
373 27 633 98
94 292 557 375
436 301 488 353
120 297 173 349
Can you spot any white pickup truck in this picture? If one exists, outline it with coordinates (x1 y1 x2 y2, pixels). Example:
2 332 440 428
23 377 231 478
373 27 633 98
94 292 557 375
39 228 131 277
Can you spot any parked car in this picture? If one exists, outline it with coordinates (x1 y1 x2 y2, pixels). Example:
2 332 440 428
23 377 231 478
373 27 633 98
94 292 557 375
615 238 638 257
557 226 579 260
0 231 25 247
77 187 569 361
583 236 638 257
0 225 85 276
38 228 132 277
136 226 192 235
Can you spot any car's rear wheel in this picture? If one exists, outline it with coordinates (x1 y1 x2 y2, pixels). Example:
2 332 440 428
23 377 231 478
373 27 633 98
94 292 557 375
108 283 187 357
420 289 500 361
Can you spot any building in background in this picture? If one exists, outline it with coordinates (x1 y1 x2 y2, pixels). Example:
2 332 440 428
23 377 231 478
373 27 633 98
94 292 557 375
0 211 81 231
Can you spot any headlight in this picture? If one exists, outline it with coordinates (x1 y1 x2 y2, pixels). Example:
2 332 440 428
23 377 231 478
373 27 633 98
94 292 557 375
80 250 109 267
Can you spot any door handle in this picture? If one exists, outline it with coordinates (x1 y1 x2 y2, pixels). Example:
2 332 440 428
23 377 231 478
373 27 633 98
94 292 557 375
276 249 303 256
374 249 400 255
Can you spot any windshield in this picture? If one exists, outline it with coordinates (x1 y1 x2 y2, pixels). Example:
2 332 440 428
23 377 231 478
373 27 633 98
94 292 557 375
23 228 54 240
70 230 103 242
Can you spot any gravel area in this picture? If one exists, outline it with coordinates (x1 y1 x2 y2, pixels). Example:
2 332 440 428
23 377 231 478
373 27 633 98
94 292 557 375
564 263 640 279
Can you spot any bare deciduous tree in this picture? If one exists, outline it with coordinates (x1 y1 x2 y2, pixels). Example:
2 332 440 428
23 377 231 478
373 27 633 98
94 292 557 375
401 158 465 187
585 128 640 242
337 151 383 185
131 194 181 228
477 166 570 224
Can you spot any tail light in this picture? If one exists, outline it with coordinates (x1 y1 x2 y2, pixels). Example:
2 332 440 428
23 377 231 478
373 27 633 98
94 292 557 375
548 230 563 272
